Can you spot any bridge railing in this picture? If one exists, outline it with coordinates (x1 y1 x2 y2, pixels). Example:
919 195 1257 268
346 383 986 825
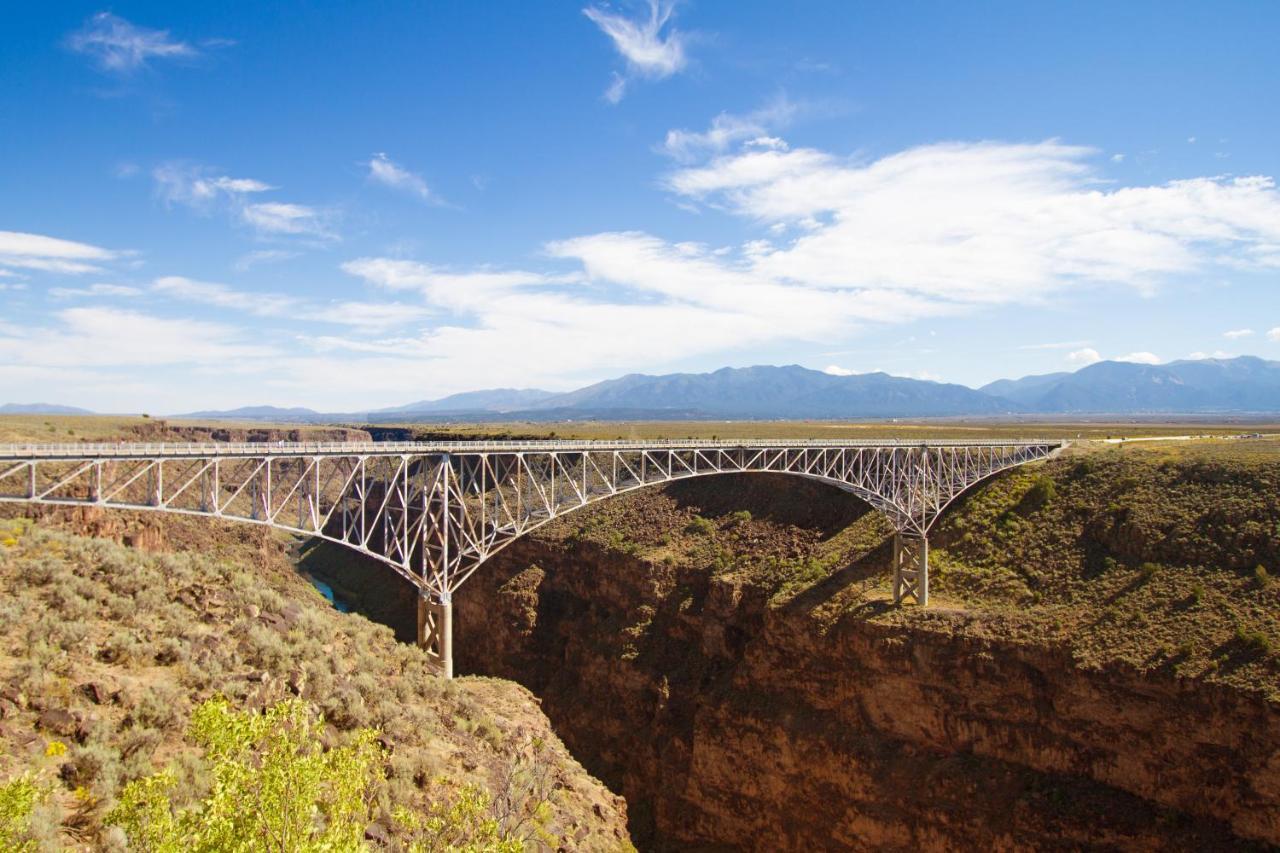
0 437 1065 459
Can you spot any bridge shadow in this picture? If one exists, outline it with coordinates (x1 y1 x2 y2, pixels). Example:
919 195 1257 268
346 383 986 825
779 536 896 619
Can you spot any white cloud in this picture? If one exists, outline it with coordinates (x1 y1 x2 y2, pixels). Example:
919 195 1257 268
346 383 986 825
1115 351 1162 364
240 202 334 240
665 140 1280 304
66 12 196 73
0 307 272 369
1067 348 1102 366
1111 153 1125 163
153 276 297 317
49 283 142 299
153 163 274 208
1186 350 1232 360
1268 327 1280 342
152 275 426 331
823 365 855 376
366 153 433 201
153 163 333 241
584 0 688 103
661 97 798 162
233 249 298 271
1223 328 1254 339
0 231 120 275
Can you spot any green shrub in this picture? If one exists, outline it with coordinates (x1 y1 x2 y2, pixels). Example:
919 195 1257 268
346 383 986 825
683 515 715 536
1255 564 1271 588
1234 626 1273 655
1022 475 1056 510
0 773 45 852
1138 562 1160 582
726 510 752 527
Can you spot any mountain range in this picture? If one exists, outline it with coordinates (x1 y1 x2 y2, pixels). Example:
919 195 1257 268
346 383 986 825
7 356 1280 421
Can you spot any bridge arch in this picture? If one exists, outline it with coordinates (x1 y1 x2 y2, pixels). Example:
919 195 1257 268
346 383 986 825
0 438 1065 676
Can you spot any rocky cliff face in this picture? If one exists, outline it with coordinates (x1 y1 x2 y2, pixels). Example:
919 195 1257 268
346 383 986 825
451 479 1279 851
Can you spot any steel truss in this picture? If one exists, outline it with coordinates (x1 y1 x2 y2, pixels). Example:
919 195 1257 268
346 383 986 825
0 439 1064 676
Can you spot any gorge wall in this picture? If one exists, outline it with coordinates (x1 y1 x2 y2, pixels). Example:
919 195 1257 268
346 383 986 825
440 469 1280 851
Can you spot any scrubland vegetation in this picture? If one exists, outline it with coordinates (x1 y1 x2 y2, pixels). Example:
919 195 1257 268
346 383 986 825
0 518 629 850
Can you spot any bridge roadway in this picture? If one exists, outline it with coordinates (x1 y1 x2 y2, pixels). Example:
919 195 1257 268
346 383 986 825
0 437 1066 677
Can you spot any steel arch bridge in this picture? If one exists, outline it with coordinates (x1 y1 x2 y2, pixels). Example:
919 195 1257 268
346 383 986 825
0 438 1064 676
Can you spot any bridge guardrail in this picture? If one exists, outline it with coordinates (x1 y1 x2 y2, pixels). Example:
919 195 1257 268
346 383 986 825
0 437 1066 459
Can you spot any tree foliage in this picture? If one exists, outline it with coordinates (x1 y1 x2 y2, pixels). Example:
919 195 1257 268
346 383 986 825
107 697 384 852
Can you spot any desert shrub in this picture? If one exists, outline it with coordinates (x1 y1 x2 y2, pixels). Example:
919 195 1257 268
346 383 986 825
1235 626 1273 655
1190 583 1205 605
1138 562 1160 582
1255 564 1272 588
394 783 522 853
726 510 752 527
1021 475 1056 511
107 697 384 851
0 773 46 852
683 515 715 536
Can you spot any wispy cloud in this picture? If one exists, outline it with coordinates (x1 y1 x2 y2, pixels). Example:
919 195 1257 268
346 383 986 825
660 96 798 162
49 283 142 299
584 0 688 103
0 231 121 275
1223 328 1254 339
153 163 336 242
152 275 427 331
366 153 434 202
66 12 197 73
233 249 299 272
1268 327 1280 342
240 202 335 240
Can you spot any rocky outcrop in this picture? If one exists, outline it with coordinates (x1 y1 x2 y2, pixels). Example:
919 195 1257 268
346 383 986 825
456 536 1279 851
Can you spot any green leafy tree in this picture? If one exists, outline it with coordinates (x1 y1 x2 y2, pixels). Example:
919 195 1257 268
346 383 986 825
108 697 384 852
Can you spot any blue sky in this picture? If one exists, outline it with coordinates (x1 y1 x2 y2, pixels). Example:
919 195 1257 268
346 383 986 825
3 1 1279 412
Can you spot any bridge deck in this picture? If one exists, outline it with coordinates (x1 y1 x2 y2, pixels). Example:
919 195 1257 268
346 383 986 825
0 437 1064 460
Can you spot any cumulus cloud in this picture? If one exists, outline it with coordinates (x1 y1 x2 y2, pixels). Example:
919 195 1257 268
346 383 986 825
1115 351 1162 364
1268 327 1280 342
66 12 196 73
1223 328 1254 339
823 365 856 376
584 0 688 102
366 153 434 201
0 231 121 275
1066 348 1102 366
664 140 1280 305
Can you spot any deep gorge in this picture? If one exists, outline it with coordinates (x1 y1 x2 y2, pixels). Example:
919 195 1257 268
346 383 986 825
309 460 1280 851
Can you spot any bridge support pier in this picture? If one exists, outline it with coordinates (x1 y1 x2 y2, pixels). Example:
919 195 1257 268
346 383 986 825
892 532 928 606
417 591 454 678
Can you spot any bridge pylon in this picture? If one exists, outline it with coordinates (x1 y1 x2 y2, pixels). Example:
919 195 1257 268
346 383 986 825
892 531 929 606
416 590 453 678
